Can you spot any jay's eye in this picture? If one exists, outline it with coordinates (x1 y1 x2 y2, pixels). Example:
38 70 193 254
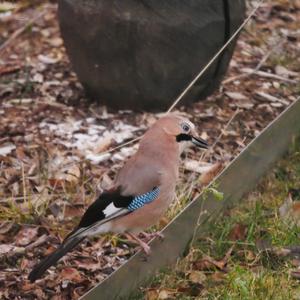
181 123 190 132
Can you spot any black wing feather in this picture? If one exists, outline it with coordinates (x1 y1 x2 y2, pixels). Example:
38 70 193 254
77 189 133 228
28 236 84 283
29 189 133 282
28 188 153 282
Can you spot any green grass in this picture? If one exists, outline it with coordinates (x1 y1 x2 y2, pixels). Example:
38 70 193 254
206 266 300 300
134 141 300 300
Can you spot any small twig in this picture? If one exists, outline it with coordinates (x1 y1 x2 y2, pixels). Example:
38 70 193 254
26 234 48 251
223 39 284 85
21 161 27 204
179 109 241 245
166 0 265 112
216 240 255 246
99 136 142 156
241 68 297 83
181 108 240 213
0 64 21 76
4 235 48 257
254 91 288 104
0 8 48 56
50 135 142 173
223 245 234 263
263 246 300 257
201 108 240 161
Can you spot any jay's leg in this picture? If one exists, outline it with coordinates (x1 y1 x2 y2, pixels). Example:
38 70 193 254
125 232 151 255
140 231 165 241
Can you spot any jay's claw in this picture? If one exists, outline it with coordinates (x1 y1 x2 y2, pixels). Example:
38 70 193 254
140 231 165 241
125 232 151 255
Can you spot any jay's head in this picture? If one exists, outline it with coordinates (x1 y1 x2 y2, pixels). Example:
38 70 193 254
148 114 209 154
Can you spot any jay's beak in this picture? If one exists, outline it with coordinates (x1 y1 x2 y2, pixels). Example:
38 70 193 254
191 136 209 149
176 133 208 149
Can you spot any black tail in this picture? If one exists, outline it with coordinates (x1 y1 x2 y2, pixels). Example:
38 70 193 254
28 236 84 282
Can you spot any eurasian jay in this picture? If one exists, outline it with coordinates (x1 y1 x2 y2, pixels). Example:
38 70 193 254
28 114 208 282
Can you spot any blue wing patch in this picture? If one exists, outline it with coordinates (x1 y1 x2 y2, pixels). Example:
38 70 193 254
127 187 160 211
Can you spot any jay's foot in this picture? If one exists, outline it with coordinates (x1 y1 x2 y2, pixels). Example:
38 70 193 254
140 231 165 241
125 232 151 255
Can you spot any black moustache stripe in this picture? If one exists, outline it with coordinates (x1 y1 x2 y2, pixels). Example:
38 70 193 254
176 133 192 142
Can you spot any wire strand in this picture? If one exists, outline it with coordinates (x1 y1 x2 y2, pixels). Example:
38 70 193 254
103 0 264 155
166 0 264 113
78 1 265 159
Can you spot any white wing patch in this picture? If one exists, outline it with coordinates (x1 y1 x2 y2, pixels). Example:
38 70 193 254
65 189 159 241
103 203 120 217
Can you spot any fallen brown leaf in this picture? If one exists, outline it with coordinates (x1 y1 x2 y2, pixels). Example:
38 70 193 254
228 223 247 241
225 91 247 100
189 270 207 284
0 222 15 234
199 162 224 186
279 193 300 226
75 259 100 272
44 244 57 256
20 257 30 270
64 205 84 219
0 143 16 156
275 65 298 78
194 246 234 272
0 244 22 255
159 216 169 228
0 0 297 298
201 255 226 270
184 160 215 174
210 271 226 283
245 250 256 261
94 136 112 153
145 289 159 300
48 178 65 189
193 258 216 271
291 259 300 267
0 64 21 76
60 267 83 283
15 227 38 246
291 269 300 280
158 288 176 299
26 234 48 251
21 281 36 291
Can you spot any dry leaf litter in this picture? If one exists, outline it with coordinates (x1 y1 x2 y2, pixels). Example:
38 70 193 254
0 0 299 298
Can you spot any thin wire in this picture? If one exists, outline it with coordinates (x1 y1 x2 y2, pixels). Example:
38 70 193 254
202 108 240 160
63 0 264 162
101 0 264 155
0 8 49 56
99 136 141 156
182 108 240 195
166 0 264 113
